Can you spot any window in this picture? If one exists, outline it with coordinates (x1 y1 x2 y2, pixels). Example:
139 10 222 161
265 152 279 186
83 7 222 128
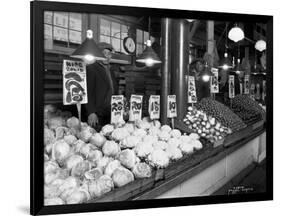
99 18 129 54
44 11 83 49
136 29 155 55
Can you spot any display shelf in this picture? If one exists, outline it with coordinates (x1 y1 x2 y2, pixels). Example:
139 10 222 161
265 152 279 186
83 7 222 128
86 121 265 203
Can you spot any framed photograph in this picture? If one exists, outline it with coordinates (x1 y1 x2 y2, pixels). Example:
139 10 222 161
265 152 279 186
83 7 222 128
31 1 273 215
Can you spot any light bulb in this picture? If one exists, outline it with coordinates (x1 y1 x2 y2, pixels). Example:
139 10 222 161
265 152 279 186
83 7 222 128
86 30 93 39
145 58 154 67
83 54 96 64
202 74 210 82
222 64 228 70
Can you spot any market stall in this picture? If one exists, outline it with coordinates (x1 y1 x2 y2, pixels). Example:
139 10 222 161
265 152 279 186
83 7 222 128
43 13 267 205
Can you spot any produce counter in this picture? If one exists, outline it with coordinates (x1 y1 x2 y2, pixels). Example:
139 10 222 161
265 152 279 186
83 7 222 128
87 120 265 202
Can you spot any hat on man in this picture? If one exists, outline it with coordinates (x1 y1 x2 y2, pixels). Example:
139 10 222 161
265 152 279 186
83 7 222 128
97 42 114 52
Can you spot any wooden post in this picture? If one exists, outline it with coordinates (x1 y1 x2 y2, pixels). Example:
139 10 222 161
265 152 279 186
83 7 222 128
160 18 172 125
206 21 215 67
172 19 189 121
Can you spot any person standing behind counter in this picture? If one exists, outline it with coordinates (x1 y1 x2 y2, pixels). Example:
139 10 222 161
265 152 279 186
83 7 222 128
83 42 118 130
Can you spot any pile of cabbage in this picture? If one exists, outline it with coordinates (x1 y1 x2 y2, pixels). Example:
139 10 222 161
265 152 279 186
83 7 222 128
44 106 203 205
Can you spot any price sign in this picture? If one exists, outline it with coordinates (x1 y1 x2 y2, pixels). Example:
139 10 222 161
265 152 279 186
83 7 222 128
211 68 219 93
188 76 197 103
111 95 124 124
149 95 160 120
129 95 143 121
167 95 177 118
262 80 266 101
255 83 261 100
62 60 87 105
229 75 235 98
244 75 250 94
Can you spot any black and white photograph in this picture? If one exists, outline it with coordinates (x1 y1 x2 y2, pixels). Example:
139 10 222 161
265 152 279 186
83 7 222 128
30 0 273 215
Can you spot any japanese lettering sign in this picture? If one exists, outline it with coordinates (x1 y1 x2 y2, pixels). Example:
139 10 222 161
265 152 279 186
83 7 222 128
149 95 160 120
129 95 143 121
63 60 87 105
167 95 177 118
244 75 250 94
229 75 235 98
111 95 124 124
210 68 219 93
187 76 197 103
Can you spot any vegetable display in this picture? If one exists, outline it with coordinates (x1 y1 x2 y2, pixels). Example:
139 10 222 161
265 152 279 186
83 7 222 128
183 106 231 143
195 98 246 132
228 94 266 125
43 106 204 205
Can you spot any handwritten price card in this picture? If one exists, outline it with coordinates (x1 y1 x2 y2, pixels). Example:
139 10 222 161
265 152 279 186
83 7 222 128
129 95 143 121
167 95 177 118
149 95 160 120
187 76 197 103
211 68 219 93
111 95 124 124
62 60 87 105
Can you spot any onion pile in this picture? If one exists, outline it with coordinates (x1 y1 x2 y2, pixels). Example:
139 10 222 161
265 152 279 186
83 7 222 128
183 106 232 143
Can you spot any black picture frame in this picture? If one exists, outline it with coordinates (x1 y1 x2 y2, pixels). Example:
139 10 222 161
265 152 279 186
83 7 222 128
31 1 273 215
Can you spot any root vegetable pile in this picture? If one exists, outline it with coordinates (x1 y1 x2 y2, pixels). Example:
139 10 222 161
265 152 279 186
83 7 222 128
195 98 246 132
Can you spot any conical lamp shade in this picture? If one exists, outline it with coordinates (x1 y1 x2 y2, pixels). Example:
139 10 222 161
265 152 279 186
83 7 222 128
71 30 106 63
136 40 162 67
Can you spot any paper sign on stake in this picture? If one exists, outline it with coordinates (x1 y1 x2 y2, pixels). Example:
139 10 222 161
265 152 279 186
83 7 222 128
188 76 197 103
211 68 219 93
111 95 124 124
63 60 88 105
129 95 143 121
149 95 160 120
229 75 235 98
167 95 177 118
244 75 250 94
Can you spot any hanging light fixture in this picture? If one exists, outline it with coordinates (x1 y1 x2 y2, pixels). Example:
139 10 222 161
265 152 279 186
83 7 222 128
233 43 244 75
254 24 266 52
218 23 233 70
200 62 213 82
136 17 162 67
234 58 243 75
255 39 266 52
218 52 233 70
71 30 106 64
228 24 245 42
186 19 195 22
